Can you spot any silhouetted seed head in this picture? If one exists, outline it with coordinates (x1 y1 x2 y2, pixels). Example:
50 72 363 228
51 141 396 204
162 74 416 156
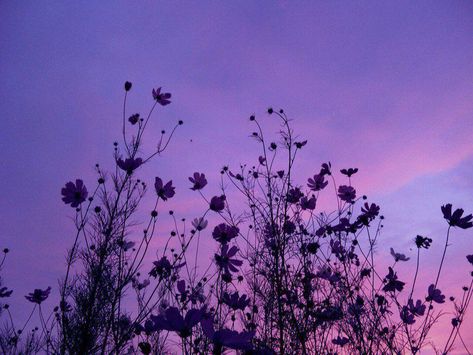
178 120 183 125
98 178 104 184
3 248 9 253
267 107 273 114
124 81 132 91
151 210 158 217
94 206 101 213
249 115 255 121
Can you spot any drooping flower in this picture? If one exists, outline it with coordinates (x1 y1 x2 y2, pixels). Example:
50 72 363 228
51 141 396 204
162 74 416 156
201 318 255 351
426 284 445 304
407 299 426 316
150 306 205 337
0 287 13 298
222 291 250 311
340 168 358 177
300 195 316 210
332 336 349 347
154 177 175 201
117 157 143 175
337 185 356 203
61 179 88 208
212 223 239 244
400 306 415 325
382 267 405 293
210 195 226 212
441 204 473 229
390 248 410 262
286 188 304 204
25 287 51 304
189 172 207 190
192 217 208 231
152 87 172 106
307 174 328 191
215 244 243 274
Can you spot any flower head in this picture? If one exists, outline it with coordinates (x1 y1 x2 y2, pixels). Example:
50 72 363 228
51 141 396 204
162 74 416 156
400 306 415 325
128 113 140 125
154 177 175 201
201 318 255 351
307 174 328 191
152 87 172 106
189 172 207 190
415 235 432 249
332 336 349 347
300 195 316 210
467 254 473 266
61 179 88 208
0 287 13 298
215 244 243 274
382 267 405 293
212 223 239 244
150 306 205 337
210 195 226 212
407 298 426 316
25 287 51 304
286 188 303 204
149 256 185 279
117 157 142 175
192 217 208 231
338 185 356 203
222 291 250 311
340 168 358 177
390 248 410 262
441 204 473 229
426 284 445 304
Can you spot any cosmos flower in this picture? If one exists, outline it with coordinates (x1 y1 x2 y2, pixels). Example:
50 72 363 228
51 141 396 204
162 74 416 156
210 195 226 212
61 179 88 208
212 223 239 244
192 217 208 231
215 244 243 274
382 267 405 293
128 113 140 125
150 306 205 337
222 291 250 311
400 306 415 325
426 284 445 304
300 195 316 210
441 204 473 229
407 299 426 316
152 87 172 106
390 248 410 262
361 203 380 219
415 235 432 249
25 287 51 304
117 157 143 175
149 256 185 279
307 174 328 191
201 318 255 351
340 168 358 177
332 336 349 347
154 177 175 201
467 254 473 266
0 287 13 298
337 185 356 203
189 172 208 190
286 188 304 204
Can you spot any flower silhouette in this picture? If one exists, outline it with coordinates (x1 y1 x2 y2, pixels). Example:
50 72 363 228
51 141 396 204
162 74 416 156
201 318 255 351
210 195 226 212
154 177 175 201
441 204 473 229
189 172 208 190
215 244 243 274
390 248 410 262
222 291 250 311
117 157 143 175
25 287 51 304
192 217 208 231
61 179 88 208
152 87 172 106
426 284 445 304
150 306 205 337
307 174 328 191
212 223 239 244
300 195 316 210
382 267 405 293
0 287 13 298
338 185 356 203
340 168 358 177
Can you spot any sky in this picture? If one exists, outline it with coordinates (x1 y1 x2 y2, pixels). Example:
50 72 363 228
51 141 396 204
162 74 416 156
1 1 473 353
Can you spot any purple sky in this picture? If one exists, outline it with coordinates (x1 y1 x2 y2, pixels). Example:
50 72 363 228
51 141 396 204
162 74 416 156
1 1 473 352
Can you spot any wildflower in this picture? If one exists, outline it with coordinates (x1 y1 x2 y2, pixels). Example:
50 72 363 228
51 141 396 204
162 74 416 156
222 291 250 311
361 202 380 219
467 255 473 265
300 195 316 210
201 318 255 351
286 187 303 204
283 220 296 234
192 217 208 231
122 240 135 251
382 267 405 293
441 204 473 229
189 172 208 190
0 287 13 298
307 174 328 191
332 336 349 347
426 284 445 304
124 81 132 91
117 157 142 175
407 299 426 316
340 168 358 177
306 242 320 254
61 179 88 207
415 235 432 249
390 248 410 262
338 185 356 203
150 306 205 338
215 244 243 274
258 156 266 165
210 195 226 212
212 223 239 244
294 140 307 149
128 113 140 125
154 177 175 201
320 162 331 176
400 306 415 325
149 256 185 279
152 87 172 106
25 287 51 304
